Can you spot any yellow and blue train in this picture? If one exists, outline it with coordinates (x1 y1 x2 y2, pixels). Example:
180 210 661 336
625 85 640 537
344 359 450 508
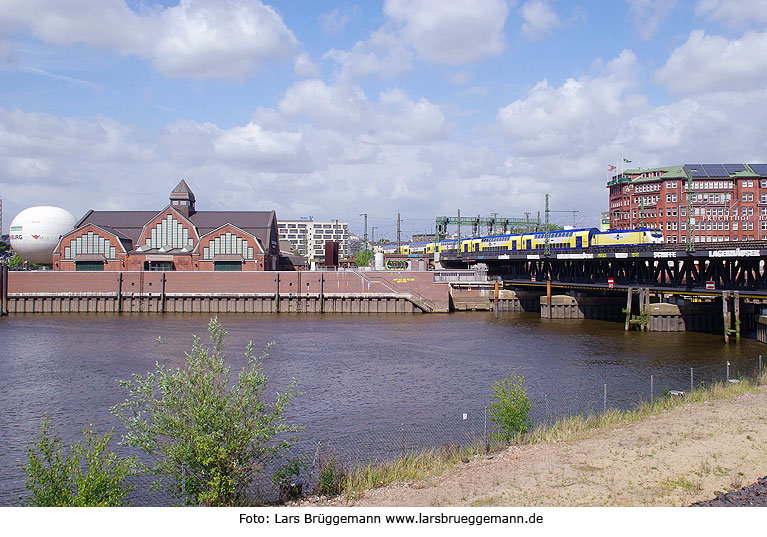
383 228 663 255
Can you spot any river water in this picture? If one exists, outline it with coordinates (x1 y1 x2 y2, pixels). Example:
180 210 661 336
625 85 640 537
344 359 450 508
0 312 763 504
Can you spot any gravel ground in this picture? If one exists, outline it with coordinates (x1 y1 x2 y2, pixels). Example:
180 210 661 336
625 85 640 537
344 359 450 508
691 476 767 506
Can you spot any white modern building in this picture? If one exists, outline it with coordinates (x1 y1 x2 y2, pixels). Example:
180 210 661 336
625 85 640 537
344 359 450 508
277 219 350 261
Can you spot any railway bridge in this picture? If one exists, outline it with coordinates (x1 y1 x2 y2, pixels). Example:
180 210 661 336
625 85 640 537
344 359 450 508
439 241 767 342
439 241 767 293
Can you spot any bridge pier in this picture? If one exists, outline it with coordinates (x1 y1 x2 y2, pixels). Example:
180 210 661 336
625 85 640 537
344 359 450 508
758 316 767 344
450 284 534 312
540 293 625 321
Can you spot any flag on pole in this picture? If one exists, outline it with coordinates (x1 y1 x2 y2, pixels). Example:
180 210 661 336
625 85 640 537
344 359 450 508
623 158 631 163
608 164 617 172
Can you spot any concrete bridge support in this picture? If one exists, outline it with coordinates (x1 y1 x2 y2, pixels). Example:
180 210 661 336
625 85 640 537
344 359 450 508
539 294 625 321
449 284 537 312
646 302 723 332
758 316 767 344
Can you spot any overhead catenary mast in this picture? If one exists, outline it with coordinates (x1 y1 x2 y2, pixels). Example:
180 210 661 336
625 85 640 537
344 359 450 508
396 213 401 250
359 213 368 252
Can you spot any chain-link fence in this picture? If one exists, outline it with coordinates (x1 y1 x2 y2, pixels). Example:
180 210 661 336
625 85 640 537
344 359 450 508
102 354 767 505
294 354 765 503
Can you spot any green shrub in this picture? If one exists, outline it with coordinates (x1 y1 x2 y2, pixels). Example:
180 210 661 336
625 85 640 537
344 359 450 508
273 456 307 504
488 375 532 442
314 447 345 497
23 418 134 506
112 317 302 506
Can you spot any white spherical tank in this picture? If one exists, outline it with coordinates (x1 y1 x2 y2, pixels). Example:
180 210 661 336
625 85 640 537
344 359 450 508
9 206 77 265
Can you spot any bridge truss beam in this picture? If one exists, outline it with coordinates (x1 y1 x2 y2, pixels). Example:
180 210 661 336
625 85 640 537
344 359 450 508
451 255 767 292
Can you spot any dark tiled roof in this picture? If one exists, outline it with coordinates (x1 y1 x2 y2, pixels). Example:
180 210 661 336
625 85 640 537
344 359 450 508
190 211 276 248
77 209 277 253
77 211 158 245
170 179 196 201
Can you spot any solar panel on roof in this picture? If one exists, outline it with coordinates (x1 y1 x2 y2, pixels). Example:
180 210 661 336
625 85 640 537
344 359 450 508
748 164 767 176
683 164 707 177
723 163 746 174
702 164 727 177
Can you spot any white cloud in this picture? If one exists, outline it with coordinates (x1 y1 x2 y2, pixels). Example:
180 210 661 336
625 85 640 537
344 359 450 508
321 0 509 83
695 0 767 27
0 0 298 80
152 0 297 79
655 30 767 95
323 27 413 82
20 66 102 90
279 80 369 130
621 90 767 161
383 0 509 65
497 50 647 155
520 0 562 40
319 6 358 35
294 52 321 79
627 0 678 40
361 88 446 144
278 80 446 145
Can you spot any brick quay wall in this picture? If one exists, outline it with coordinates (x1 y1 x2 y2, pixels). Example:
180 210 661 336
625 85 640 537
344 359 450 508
1 270 452 314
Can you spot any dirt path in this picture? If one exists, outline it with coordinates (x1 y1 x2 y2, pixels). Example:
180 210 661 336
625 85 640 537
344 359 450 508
346 386 767 507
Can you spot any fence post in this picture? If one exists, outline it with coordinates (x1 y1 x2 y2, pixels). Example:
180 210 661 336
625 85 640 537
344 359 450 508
603 384 607 414
650 375 654 405
726 361 730 383
690 367 694 393
182 463 186 506
760 355 763 374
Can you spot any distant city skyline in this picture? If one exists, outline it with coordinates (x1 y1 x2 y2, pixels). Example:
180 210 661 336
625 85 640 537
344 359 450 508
1 0 766 238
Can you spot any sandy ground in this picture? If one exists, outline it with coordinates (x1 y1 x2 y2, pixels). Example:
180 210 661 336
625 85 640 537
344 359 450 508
344 386 767 507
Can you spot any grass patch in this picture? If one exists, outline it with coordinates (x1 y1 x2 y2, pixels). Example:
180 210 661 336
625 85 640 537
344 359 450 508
658 475 702 495
343 442 481 499
333 370 766 501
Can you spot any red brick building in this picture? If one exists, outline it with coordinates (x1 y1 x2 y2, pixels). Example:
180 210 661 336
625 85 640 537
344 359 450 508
607 163 767 244
52 181 280 271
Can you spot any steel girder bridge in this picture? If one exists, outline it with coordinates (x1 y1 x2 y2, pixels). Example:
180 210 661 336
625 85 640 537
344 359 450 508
438 243 767 294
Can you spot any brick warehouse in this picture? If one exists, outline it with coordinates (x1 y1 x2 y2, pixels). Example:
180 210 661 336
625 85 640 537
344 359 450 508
607 163 767 244
52 181 280 271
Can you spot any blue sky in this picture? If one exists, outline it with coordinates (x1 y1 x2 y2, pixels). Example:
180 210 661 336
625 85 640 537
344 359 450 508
1 0 766 239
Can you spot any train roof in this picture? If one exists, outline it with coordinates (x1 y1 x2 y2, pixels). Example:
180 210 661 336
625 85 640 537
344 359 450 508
599 228 662 233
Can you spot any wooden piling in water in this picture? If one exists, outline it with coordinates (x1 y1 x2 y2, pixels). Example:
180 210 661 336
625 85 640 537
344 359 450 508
625 287 633 331
117 272 123 314
1 265 7 316
547 279 552 319
275 273 280 313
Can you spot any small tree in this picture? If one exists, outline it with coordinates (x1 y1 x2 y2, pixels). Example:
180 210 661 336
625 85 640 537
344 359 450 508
23 418 134 506
355 250 374 267
111 317 302 506
8 254 24 268
488 375 532 443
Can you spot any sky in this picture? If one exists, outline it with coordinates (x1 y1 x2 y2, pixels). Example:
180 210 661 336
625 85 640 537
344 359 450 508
1 0 767 240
